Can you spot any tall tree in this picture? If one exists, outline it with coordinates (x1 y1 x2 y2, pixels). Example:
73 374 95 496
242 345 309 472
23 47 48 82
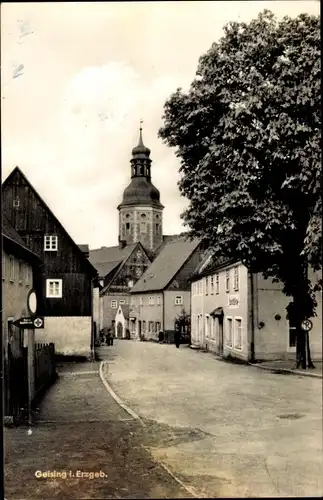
159 10 321 368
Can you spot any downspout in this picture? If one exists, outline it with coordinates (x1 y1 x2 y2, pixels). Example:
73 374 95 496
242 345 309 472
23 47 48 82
249 271 255 363
162 291 166 339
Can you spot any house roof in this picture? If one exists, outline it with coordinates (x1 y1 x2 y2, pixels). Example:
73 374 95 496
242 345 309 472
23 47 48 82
3 167 97 277
95 261 122 279
2 215 40 262
78 244 89 256
131 236 201 293
89 243 137 266
191 252 239 282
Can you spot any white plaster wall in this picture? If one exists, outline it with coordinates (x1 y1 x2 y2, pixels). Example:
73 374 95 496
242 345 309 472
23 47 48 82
92 286 100 335
35 316 92 357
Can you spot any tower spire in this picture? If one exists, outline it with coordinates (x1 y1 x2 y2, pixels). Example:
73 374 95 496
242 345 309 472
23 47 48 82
139 119 144 146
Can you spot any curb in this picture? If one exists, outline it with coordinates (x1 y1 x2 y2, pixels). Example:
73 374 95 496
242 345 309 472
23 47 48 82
249 363 322 379
99 361 199 498
99 361 145 426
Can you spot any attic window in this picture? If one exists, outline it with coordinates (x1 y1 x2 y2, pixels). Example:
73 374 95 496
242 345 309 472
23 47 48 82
13 198 20 208
44 235 58 251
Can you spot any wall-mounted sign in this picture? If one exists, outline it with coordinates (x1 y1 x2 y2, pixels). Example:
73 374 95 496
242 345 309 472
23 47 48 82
27 288 37 317
301 319 313 332
228 295 240 308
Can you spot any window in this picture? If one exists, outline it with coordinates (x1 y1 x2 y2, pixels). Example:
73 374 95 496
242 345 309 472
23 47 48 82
140 297 143 306
210 276 214 294
140 222 147 233
2 255 6 281
131 296 136 306
149 296 155 305
234 266 239 291
155 321 161 333
18 261 23 284
226 317 233 347
156 223 160 233
125 223 130 233
215 274 219 294
13 198 20 208
148 321 154 332
44 235 58 251
234 318 242 350
46 279 62 298
212 317 219 341
225 270 230 293
205 277 209 295
111 300 117 309
119 300 125 305
175 295 183 305
205 315 210 338
157 295 161 305
142 321 146 332
198 280 202 295
9 256 15 282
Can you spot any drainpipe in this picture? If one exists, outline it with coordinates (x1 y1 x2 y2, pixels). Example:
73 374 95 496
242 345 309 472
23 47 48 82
162 291 166 341
249 271 255 363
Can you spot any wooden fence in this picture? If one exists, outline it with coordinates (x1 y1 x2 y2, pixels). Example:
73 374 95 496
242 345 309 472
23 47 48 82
34 342 57 397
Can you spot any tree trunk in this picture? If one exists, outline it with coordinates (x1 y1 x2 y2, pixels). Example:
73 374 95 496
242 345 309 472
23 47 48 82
306 330 315 369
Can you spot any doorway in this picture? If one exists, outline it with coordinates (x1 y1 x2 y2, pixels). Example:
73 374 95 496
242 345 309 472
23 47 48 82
117 322 123 339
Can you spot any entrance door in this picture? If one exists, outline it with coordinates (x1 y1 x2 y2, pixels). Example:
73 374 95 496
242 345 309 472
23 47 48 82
218 316 224 355
117 322 123 339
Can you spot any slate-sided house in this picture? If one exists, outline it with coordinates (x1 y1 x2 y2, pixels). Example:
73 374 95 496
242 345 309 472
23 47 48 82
129 237 204 342
2 167 98 358
2 215 42 415
89 241 152 335
190 255 322 362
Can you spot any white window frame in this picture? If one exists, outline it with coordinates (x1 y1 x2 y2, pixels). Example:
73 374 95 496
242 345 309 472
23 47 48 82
205 277 209 295
233 266 239 291
46 279 62 298
234 317 243 350
44 235 58 252
13 198 20 208
119 299 125 305
140 297 143 306
175 295 183 305
9 256 15 282
149 296 155 305
111 300 117 309
210 275 214 294
225 270 230 293
226 316 233 348
157 295 161 305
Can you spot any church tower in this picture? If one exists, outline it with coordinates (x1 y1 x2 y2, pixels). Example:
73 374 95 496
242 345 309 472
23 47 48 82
118 124 164 251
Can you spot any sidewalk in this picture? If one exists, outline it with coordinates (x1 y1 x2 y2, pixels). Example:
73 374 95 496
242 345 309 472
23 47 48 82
4 360 189 499
250 359 322 378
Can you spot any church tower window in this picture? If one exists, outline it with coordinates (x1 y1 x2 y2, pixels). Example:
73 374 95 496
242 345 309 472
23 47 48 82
140 222 147 233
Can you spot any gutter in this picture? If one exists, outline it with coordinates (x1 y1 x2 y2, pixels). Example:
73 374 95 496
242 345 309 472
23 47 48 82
249 271 255 363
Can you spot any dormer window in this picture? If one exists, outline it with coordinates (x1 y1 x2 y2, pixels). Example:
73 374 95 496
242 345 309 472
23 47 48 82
44 235 58 251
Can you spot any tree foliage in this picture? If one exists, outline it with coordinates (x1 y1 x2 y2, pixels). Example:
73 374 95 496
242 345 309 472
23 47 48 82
159 10 321 319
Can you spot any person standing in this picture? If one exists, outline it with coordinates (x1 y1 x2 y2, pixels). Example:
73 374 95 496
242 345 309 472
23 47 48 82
174 329 180 348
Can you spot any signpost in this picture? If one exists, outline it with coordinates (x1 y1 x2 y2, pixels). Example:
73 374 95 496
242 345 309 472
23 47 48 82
16 289 40 430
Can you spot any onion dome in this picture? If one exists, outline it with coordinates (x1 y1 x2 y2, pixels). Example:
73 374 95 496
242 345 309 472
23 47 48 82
131 126 151 157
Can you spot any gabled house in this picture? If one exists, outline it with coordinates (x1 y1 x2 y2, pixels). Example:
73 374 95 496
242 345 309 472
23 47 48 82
129 236 204 342
2 167 98 359
190 255 322 362
89 241 152 333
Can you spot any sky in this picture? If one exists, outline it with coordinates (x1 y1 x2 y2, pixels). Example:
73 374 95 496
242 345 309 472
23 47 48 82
1 1 320 250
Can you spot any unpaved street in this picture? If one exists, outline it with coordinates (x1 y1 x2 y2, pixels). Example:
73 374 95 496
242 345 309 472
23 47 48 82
100 341 323 498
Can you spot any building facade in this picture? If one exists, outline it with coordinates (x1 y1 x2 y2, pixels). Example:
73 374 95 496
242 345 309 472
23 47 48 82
2 216 42 415
191 259 322 362
130 237 204 342
2 167 98 358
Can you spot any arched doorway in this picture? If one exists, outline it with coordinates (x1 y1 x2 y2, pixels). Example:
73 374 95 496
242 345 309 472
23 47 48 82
117 322 123 339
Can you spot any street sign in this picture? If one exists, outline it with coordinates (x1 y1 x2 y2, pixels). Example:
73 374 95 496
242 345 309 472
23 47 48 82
12 316 45 329
301 318 313 332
